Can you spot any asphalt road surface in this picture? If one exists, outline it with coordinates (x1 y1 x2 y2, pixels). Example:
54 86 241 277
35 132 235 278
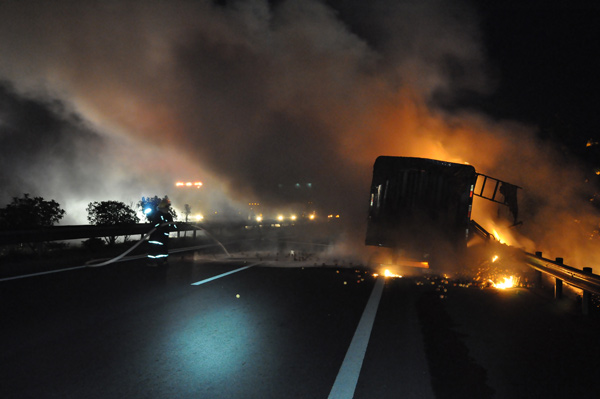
2 254 600 398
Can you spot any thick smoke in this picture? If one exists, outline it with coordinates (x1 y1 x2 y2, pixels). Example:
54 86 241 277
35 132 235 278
0 1 598 266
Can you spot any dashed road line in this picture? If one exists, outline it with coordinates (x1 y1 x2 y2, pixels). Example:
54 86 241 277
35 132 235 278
190 263 260 286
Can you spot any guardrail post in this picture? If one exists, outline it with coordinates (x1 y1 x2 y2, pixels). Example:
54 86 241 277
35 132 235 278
554 258 564 299
582 267 593 315
534 252 543 286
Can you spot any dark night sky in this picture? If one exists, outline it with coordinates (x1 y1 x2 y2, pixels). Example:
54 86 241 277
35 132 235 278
463 3 600 159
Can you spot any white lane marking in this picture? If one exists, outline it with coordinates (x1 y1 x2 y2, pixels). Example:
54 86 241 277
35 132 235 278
190 263 260 286
0 265 89 283
328 276 385 399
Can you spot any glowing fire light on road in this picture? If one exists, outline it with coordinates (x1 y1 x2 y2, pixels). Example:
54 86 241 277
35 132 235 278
384 269 402 278
492 255 499 262
491 276 515 289
374 269 403 278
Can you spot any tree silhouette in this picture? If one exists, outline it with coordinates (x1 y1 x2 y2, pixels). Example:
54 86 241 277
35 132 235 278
86 200 139 245
183 204 191 222
0 193 65 230
0 194 66 254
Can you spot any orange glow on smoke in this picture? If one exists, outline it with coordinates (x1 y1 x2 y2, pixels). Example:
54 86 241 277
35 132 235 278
349 87 512 175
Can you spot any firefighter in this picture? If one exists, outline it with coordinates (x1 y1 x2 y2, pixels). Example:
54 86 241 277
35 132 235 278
147 197 175 266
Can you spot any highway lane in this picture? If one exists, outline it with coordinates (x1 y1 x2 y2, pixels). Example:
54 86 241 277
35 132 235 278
2 255 600 398
442 285 600 398
1 256 416 398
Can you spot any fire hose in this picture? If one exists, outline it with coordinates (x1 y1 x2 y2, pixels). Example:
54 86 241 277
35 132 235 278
85 222 169 267
0 222 230 282
86 222 231 267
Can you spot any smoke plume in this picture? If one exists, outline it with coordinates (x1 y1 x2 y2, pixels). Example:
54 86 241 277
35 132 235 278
0 1 598 267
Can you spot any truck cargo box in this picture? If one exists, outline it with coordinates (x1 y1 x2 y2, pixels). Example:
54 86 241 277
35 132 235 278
365 156 476 260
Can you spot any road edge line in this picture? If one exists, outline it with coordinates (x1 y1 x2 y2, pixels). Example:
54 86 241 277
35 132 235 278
328 276 385 399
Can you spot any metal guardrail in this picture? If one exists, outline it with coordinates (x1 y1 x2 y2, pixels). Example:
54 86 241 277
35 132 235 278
0 224 155 245
522 251 600 315
523 252 600 296
471 219 600 314
0 221 250 246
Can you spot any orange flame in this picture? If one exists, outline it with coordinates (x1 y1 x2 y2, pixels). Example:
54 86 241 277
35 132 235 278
492 229 504 243
383 269 402 278
491 276 515 289
373 269 402 278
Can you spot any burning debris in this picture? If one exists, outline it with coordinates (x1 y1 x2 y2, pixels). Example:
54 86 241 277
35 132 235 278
409 239 536 301
467 241 536 290
372 269 403 278
491 276 515 290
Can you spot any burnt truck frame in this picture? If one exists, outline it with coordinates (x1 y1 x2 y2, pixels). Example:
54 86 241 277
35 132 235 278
365 156 519 265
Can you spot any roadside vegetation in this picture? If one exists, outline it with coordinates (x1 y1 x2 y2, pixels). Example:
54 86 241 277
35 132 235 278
0 193 175 275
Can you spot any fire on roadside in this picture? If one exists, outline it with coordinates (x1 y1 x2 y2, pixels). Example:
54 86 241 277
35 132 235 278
383 269 402 278
489 275 516 289
373 269 403 278
475 271 519 290
470 251 524 290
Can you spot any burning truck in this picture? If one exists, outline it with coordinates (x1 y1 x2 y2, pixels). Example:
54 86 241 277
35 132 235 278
365 156 520 273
